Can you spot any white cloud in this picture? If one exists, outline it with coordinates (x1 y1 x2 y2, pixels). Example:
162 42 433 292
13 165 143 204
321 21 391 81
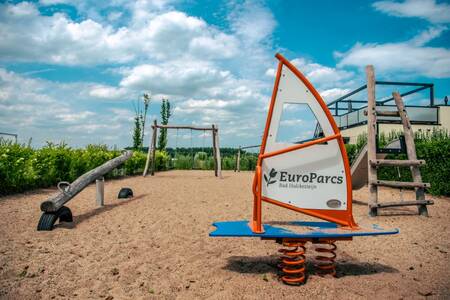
227 1 277 78
57 111 95 123
265 68 276 77
319 88 352 102
230 1 276 45
120 60 232 97
0 3 135 65
291 58 355 90
280 119 303 126
143 11 238 60
0 68 135 147
373 0 450 24
39 0 72 5
179 99 242 109
265 57 356 94
107 11 123 22
0 3 238 65
89 84 128 100
336 27 450 78
0 1 280 147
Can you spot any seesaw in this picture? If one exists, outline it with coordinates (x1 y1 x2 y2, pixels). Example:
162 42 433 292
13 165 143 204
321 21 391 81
210 53 399 285
37 151 134 231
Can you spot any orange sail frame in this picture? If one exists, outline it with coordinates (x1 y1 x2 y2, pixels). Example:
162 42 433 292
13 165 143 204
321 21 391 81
250 53 358 233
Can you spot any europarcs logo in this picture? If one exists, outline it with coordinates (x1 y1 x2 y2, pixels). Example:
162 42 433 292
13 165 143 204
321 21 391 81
264 168 344 187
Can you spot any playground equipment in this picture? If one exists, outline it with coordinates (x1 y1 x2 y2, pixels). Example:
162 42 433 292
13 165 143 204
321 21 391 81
143 120 222 177
364 66 433 216
350 139 395 190
0 132 18 143
234 144 260 172
118 187 134 199
210 53 398 285
37 151 133 231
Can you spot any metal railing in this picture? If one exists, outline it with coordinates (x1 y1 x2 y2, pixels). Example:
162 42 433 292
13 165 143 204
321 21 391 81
327 81 438 130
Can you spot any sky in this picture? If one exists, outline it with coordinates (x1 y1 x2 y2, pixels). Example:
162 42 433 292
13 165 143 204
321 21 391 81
0 0 449 148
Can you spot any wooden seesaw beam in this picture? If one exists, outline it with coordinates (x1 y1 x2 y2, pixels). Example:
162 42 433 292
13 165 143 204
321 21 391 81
40 150 133 213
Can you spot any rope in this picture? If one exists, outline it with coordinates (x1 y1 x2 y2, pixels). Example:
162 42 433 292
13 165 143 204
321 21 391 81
173 128 179 169
202 129 206 154
190 129 194 169
175 128 179 149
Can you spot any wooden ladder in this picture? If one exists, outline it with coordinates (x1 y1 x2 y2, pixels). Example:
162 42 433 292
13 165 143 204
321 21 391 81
365 65 434 217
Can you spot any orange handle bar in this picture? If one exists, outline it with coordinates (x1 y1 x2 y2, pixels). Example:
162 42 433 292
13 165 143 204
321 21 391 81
260 133 341 160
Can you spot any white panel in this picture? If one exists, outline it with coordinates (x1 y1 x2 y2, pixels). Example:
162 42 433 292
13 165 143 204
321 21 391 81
266 65 334 153
262 64 347 210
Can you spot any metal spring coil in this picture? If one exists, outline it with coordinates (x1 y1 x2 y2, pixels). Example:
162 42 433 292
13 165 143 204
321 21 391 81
313 240 337 277
278 241 306 285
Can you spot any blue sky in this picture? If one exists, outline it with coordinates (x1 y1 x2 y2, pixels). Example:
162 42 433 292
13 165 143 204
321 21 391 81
0 0 449 148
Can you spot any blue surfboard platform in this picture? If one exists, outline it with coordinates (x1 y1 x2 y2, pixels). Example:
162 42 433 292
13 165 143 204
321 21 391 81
210 220 399 239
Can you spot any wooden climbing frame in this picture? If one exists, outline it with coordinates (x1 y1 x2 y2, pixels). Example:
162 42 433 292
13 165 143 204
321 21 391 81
365 65 434 216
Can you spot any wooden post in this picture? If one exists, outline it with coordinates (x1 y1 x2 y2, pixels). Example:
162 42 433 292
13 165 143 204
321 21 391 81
366 65 378 217
143 120 158 177
142 120 158 177
151 120 157 176
214 124 222 178
235 147 241 172
393 92 428 216
96 177 104 207
212 125 218 177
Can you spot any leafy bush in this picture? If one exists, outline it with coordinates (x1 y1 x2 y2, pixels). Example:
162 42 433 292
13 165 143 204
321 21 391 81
346 129 450 196
377 129 450 196
2 128 447 196
0 140 35 194
239 153 258 171
0 141 159 196
173 154 193 170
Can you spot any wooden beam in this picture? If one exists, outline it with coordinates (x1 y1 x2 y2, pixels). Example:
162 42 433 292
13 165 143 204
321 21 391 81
211 125 222 178
369 159 426 167
363 109 400 117
151 120 157 176
235 147 241 172
366 65 378 216
40 151 133 212
143 119 158 177
375 110 400 117
370 200 434 208
370 180 430 188
152 124 215 131
393 92 429 216
241 144 261 150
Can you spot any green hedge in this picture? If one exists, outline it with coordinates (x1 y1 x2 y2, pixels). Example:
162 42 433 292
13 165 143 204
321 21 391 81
0 141 169 196
2 129 448 196
377 130 450 196
344 129 450 196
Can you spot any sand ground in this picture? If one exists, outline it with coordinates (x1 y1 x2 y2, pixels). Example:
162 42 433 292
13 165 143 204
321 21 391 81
0 170 449 299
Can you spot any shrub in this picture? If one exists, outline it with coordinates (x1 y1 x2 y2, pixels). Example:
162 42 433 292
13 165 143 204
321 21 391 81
0 142 154 196
350 128 450 196
0 140 35 194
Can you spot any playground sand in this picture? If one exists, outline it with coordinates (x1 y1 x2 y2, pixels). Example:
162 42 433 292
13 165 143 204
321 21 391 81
0 170 449 299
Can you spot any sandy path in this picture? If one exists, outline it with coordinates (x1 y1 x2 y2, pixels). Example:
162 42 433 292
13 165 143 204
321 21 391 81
0 170 449 299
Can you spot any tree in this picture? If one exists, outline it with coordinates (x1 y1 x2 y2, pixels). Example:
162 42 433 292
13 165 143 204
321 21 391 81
132 113 142 150
140 93 151 147
158 98 171 150
131 92 152 150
